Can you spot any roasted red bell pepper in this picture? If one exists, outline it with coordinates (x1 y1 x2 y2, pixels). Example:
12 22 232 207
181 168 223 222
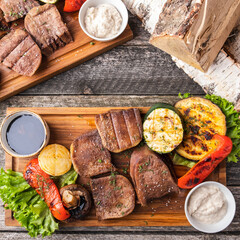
24 158 71 221
64 0 86 12
178 134 232 189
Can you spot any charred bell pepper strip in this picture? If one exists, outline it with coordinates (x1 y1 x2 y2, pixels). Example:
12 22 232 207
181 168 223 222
24 158 71 221
178 134 232 189
63 0 86 12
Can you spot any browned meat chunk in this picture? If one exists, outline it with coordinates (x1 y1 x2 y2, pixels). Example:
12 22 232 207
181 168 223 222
0 29 42 76
130 145 179 206
71 130 115 177
0 0 39 22
95 108 143 153
24 4 73 56
0 9 9 32
91 175 135 220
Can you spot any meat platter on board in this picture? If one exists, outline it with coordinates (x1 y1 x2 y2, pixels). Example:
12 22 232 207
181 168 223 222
3 106 227 227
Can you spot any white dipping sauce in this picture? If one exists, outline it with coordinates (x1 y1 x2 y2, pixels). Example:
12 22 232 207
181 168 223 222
85 4 123 38
188 185 227 224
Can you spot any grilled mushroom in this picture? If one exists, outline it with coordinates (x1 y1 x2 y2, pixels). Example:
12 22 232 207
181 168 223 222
60 184 91 219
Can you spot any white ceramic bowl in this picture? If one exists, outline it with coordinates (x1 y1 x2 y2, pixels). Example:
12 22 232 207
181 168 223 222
79 0 128 42
0 110 50 158
185 181 236 233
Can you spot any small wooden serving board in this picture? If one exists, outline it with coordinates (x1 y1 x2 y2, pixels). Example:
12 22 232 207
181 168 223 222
0 2 133 102
5 107 226 227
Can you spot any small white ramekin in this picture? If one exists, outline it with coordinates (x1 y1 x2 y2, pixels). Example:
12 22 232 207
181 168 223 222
79 0 128 42
185 181 236 233
0 110 50 158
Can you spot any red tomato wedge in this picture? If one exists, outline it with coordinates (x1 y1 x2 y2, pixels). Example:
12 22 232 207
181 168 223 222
178 134 232 189
64 0 86 12
24 158 71 221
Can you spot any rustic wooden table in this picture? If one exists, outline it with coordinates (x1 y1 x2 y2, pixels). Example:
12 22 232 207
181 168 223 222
0 16 239 240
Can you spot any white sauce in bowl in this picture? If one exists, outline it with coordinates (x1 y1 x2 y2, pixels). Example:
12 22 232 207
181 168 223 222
188 185 227 224
85 4 123 38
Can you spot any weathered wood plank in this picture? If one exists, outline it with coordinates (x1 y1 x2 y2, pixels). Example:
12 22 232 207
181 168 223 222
19 46 204 95
0 232 239 240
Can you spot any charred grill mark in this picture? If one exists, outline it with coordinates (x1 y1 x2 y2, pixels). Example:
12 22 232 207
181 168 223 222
184 108 191 116
190 136 199 145
189 125 200 134
209 128 215 133
205 157 212 162
203 131 213 140
186 178 193 186
201 143 208 152
194 178 200 184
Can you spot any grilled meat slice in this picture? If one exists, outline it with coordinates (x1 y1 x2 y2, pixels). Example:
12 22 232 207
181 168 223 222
24 4 73 56
130 145 179 206
91 175 135 220
71 130 115 177
0 0 39 22
0 8 9 32
95 108 143 153
0 29 42 76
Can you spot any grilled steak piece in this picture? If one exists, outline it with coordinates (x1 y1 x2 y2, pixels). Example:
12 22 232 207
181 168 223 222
24 4 73 56
71 130 115 177
0 9 9 32
91 175 135 220
0 29 42 76
0 0 39 22
95 108 143 153
130 145 179 206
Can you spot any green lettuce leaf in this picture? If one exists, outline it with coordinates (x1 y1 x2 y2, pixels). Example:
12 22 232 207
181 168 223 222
205 94 240 163
0 169 58 237
178 92 192 99
172 153 196 168
53 167 78 189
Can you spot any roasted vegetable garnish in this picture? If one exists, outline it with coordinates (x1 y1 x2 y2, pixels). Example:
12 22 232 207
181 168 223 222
175 97 226 161
178 134 232 189
39 144 72 176
143 103 184 153
24 158 71 221
0 169 58 237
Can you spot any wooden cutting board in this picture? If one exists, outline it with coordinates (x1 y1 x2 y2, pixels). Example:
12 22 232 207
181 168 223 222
5 107 226 227
0 2 133 102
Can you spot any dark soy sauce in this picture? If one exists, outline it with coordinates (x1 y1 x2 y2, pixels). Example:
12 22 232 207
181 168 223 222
6 114 45 155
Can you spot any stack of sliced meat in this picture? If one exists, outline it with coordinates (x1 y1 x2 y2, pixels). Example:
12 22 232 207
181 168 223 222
25 4 73 56
0 2 72 76
0 0 39 22
72 108 180 220
0 29 41 76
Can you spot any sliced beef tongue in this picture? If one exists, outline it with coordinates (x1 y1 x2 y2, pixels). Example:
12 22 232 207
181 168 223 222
130 145 179 206
91 175 135 220
0 29 42 76
24 4 73 56
95 108 143 153
71 130 115 178
0 8 9 32
0 0 39 22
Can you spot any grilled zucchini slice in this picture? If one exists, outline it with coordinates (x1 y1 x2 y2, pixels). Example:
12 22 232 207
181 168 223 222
175 97 226 161
143 103 184 153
